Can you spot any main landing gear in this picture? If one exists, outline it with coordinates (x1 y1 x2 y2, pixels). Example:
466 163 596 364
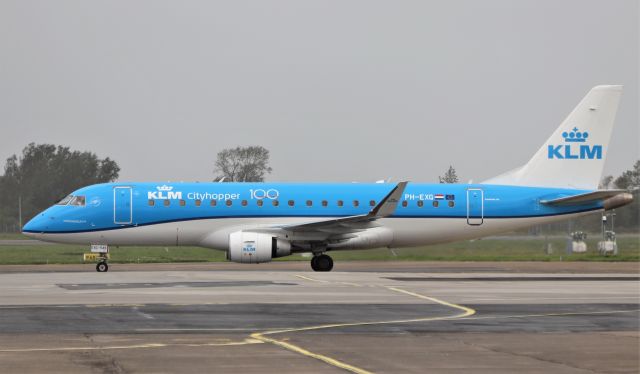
310 254 333 272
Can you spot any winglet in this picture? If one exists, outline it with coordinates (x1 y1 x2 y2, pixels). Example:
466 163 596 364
369 182 408 217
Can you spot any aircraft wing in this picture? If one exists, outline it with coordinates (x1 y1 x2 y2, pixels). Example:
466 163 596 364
284 181 407 232
540 190 628 206
274 181 407 234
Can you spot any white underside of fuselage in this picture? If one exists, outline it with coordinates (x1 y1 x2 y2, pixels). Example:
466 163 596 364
29 210 599 251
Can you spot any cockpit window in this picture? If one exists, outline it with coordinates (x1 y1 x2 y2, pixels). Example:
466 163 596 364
68 195 86 206
56 195 74 205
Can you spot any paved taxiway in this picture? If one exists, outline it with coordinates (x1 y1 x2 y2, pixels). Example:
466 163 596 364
0 262 638 373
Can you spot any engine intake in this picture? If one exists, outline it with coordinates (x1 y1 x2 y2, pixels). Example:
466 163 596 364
228 231 291 263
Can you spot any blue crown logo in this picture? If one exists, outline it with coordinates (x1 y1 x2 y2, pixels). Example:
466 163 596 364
562 127 589 143
156 185 173 191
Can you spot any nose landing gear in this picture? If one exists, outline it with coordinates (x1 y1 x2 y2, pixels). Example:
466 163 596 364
96 252 109 272
96 260 109 272
87 245 110 272
310 254 333 272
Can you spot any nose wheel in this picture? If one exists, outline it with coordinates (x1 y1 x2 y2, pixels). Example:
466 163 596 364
310 254 333 272
96 261 108 272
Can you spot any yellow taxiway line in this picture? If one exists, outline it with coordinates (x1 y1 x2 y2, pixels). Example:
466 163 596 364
250 275 477 374
251 332 374 374
0 339 262 353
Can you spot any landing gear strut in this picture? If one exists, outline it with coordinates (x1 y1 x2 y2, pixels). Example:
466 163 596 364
310 254 333 272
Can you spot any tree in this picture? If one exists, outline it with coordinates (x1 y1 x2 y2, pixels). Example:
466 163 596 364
214 146 272 182
614 160 640 190
599 175 614 189
0 143 120 231
439 166 459 184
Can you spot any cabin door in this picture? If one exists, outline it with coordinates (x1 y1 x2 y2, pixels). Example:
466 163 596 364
466 188 484 225
114 186 132 224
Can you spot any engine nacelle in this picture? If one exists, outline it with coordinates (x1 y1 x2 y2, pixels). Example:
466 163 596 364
228 231 291 263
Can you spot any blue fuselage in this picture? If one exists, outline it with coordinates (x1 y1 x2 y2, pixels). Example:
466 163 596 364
23 182 599 235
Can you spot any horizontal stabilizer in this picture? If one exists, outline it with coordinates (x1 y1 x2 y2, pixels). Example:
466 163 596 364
540 190 631 207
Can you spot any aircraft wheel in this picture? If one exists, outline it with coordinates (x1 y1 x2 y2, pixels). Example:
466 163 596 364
96 261 109 272
312 254 333 272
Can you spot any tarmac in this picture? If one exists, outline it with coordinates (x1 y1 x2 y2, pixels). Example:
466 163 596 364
0 262 638 373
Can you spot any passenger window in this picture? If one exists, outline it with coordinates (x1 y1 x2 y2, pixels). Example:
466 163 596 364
337 200 343 207
448 201 455 208
210 200 217 207
69 196 86 206
273 200 280 207
417 200 423 207
195 199 202 207
288 200 295 207
353 200 359 207
433 201 439 208
148 199 155 206
401 201 407 207
257 200 264 207
179 199 186 206
306 200 313 207
369 200 376 207
226 199 233 206
164 200 170 206
322 200 328 207
241 200 248 206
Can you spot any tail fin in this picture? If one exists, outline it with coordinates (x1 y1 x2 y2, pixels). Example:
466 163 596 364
485 85 623 189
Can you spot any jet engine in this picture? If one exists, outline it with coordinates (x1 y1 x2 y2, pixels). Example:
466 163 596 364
228 231 291 263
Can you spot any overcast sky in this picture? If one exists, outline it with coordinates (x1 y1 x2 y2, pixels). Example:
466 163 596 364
1 0 638 184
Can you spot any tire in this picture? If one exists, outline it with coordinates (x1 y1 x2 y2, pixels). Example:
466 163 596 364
96 262 109 272
310 256 319 271
314 254 333 272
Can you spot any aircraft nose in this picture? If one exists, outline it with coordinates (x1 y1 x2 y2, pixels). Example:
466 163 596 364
22 218 36 236
22 215 45 237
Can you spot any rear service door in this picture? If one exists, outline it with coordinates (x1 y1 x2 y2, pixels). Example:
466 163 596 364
114 186 132 224
466 188 483 225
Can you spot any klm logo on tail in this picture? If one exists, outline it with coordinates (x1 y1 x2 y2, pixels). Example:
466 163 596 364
548 127 602 160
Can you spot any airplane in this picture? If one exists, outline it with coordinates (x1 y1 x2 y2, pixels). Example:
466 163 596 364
22 85 634 272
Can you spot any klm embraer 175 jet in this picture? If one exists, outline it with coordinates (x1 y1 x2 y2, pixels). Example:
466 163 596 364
23 85 633 272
